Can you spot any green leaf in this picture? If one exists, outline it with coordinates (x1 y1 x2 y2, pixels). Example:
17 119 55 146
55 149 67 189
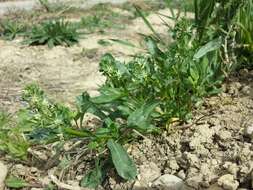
134 6 161 41
81 159 104 188
107 139 137 180
5 176 28 189
127 102 159 132
110 39 136 48
75 92 106 124
91 87 126 104
194 38 222 60
144 36 163 57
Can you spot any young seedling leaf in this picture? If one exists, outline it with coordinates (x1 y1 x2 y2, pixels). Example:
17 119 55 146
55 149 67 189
107 139 137 180
194 38 222 60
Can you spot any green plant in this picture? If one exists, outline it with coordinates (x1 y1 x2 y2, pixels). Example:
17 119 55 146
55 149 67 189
194 0 253 69
0 20 26 40
0 111 29 160
23 19 81 48
7 13 224 187
5 1 252 189
78 4 125 32
11 84 138 188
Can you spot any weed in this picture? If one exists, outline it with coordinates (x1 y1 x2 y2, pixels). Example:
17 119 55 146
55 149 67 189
0 111 29 160
78 4 125 32
194 0 253 70
0 20 26 40
1 1 252 189
23 19 81 48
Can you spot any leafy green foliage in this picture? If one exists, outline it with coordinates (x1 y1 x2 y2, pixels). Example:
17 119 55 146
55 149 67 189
5 176 28 189
194 38 222 60
77 4 125 32
23 19 81 48
0 20 26 40
194 0 253 69
81 159 105 188
18 84 75 144
107 139 137 180
0 111 29 160
3 1 252 189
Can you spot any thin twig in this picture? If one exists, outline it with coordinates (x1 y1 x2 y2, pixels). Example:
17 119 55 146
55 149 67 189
178 111 215 130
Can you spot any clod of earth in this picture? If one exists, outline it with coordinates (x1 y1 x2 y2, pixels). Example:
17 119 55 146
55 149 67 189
0 161 8 190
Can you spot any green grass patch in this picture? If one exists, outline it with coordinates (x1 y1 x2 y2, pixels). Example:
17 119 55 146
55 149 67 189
23 19 82 48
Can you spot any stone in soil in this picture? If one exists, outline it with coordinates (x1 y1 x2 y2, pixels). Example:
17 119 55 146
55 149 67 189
152 174 184 190
217 174 239 190
135 162 161 187
0 161 8 190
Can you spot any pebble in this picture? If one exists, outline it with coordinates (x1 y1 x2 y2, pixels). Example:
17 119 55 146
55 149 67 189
241 85 251 95
177 170 186 180
138 162 161 185
217 130 232 142
152 174 184 190
239 69 249 76
217 174 239 190
186 175 203 189
244 124 253 139
224 162 239 177
0 161 8 190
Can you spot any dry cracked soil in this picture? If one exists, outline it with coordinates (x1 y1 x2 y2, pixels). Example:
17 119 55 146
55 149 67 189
0 1 253 190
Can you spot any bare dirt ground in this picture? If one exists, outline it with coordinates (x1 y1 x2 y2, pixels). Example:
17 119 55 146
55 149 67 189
0 2 253 190
0 7 170 112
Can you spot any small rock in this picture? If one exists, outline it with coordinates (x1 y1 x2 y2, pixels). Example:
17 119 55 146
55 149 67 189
241 85 251 95
244 124 253 139
224 162 239 177
217 174 239 190
177 170 186 180
207 183 224 190
228 82 242 96
239 69 249 76
13 164 27 176
152 174 184 190
0 162 8 190
185 152 199 167
186 175 203 189
217 130 232 141
138 162 161 185
168 159 180 171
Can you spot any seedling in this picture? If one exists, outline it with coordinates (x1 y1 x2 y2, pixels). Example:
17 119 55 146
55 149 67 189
0 20 26 40
24 19 81 48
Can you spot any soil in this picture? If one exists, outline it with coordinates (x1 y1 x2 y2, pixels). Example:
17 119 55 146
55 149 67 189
0 1 252 190
0 6 170 113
